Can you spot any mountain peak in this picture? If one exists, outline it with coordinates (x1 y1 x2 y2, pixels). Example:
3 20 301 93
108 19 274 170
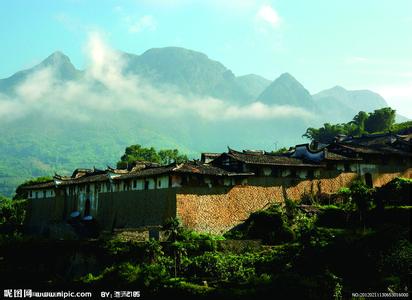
42 51 72 66
278 72 295 80
35 51 80 80
257 73 316 109
313 85 389 121
139 47 215 65
330 85 347 91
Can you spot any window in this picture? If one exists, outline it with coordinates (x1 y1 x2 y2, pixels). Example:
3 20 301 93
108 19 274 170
43 191 46 198
308 170 314 179
35 192 38 198
144 181 149 190
133 180 137 189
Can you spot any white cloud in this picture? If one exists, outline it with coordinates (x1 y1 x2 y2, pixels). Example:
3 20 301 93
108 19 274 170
128 15 157 33
0 33 313 124
256 4 281 28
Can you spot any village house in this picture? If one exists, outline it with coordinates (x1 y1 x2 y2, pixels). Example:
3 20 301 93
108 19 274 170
22 132 411 235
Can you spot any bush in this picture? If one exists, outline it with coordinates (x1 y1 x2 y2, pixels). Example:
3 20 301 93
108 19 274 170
245 204 295 244
0 196 27 236
375 177 412 207
187 252 260 283
316 206 348 228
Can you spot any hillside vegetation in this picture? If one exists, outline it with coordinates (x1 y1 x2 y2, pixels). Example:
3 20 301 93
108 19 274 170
0 178 410 299
0 48 409 197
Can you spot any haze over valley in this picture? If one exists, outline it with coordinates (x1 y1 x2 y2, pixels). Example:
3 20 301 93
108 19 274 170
0 35 405 196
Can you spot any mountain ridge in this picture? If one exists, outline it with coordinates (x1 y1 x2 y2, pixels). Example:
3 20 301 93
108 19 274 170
0 47 406 197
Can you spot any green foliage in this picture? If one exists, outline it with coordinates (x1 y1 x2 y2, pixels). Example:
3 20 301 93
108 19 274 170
225 200 331 246
364 107 396 133
163 217 185 242
0 196 27 236
378 239 411 291
350 181 374 214
391 120 412 133
303 123 347 144
235 204 295 245
375 177 412 207
271 147 289 154
117 144 188 168
163 279 215 297
303 107 399 143
316 206 348 228
351 111 369 135
188 252 259 283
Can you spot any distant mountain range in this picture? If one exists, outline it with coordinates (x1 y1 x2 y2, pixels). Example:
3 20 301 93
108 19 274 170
0 47 407 196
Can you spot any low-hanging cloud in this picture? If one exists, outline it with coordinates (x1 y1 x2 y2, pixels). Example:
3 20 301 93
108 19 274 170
0 33 313 124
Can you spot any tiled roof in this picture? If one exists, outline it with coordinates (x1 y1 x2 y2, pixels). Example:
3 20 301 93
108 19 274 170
226 149 323 167
173 162 252 176
118 161 252 180
324 151 362 161
330 143 412 157
56 173 111 185
20 180 56 190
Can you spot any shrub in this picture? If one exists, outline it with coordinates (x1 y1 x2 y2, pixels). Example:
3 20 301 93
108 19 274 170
0 196 27 236
187 252 260 283
316 206 348 228
375 177 412 207
245 204 295 244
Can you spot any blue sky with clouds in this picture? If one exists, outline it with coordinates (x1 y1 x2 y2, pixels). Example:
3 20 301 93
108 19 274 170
1 0 411 117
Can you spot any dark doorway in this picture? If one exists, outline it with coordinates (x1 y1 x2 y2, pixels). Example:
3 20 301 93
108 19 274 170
364 173 373 188
84 199 91 216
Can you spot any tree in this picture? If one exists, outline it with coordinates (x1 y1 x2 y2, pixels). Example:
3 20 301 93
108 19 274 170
158 149 188 165
303 123 346 144
349 181 373 228
271 147 289 154
364 107 396 133
303 107 398 143
0 196 27 235
351 111 369 135
116 145 188 169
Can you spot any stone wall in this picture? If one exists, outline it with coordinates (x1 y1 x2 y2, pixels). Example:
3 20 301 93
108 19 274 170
176 168 412 234
370 168 412 187
24 166 411 236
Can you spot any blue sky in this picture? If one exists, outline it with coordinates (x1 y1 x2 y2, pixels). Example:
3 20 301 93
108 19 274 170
1 0 411 117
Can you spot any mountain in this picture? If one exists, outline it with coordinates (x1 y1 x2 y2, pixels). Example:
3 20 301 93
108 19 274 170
312 86 408 123
122 47 266 102
257 73 317 110
235 74 271 101
0 47 404 197
0 51 82 95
